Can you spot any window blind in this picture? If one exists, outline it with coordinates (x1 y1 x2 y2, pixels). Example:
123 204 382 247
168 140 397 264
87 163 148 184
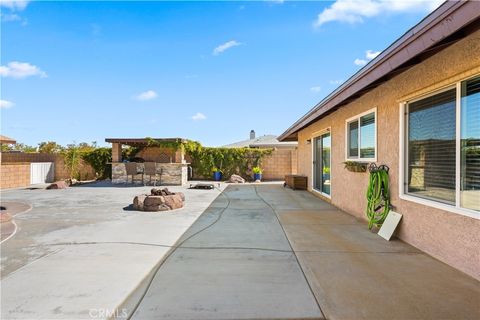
407 88 456 203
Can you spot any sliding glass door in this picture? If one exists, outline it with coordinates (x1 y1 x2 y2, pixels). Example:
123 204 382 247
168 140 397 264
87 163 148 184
313 132 331 196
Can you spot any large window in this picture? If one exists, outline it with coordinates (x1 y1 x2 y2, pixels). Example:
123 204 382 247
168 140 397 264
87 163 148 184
346 109 376 161
404 76 480 214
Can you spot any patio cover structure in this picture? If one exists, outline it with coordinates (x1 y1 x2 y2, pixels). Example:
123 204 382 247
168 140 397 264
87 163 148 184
105 138 189 185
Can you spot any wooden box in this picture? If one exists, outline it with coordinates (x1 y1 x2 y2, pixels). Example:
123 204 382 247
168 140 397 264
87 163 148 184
284 175 308 190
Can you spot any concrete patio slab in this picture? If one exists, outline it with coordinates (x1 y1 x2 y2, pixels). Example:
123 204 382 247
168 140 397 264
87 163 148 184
1 244 169 319
2 183 478 320
130 184 324 320
133 249 322 320
1 182 225 319
296 252 480 320
270 185 480 320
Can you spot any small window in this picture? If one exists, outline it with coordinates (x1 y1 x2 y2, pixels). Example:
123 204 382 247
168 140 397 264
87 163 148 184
346 109 376 161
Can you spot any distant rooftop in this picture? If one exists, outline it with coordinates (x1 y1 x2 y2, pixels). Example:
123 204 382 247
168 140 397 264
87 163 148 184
0 135 16 145
223 131 297 149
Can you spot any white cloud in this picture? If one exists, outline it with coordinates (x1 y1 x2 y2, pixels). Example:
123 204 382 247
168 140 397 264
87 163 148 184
213 40 242 56
310 86 321 93
354 58 367 66
0 99 14 109
1 13 21 21
354 49 381 66
329 79 343 85
0 0 29 24
314 0 444 27
191 112 207 121
0 61 47 79
366 50 380 59
0 0 30 11
135 90 158 101
0 11 27 25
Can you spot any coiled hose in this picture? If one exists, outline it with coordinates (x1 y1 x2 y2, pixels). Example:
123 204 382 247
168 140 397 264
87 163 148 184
366 164 390 229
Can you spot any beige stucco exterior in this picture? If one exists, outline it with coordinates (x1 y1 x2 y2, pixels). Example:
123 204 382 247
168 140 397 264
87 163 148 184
296 29 480 280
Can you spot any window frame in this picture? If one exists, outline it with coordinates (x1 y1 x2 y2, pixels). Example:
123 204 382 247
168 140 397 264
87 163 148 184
345 107 377 162
399 76 480 219
311 127 332 199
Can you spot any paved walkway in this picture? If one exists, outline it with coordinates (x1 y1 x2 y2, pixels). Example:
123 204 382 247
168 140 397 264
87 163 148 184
131 184 480 320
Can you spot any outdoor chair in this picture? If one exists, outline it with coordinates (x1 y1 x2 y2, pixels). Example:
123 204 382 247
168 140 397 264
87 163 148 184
125 162 143 184
144 162 159 186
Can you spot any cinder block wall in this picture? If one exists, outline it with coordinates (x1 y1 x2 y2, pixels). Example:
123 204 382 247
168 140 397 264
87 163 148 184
0 163 30 189
262 148 297 180
1 153 56 163
0 152 96 187
53 157 96 181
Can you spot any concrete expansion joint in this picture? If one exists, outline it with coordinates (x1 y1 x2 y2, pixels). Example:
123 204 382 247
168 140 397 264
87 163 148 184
2 247 64 281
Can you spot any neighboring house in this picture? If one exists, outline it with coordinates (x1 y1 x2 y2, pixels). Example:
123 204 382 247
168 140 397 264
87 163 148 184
279 1 480 280
224 130 298 180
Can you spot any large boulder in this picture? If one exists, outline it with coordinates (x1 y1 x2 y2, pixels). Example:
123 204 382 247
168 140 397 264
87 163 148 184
175 192 185 202
46 181 68 189
143 195 167 211
164 194 184 210
228 174 245 184
133 194 148 211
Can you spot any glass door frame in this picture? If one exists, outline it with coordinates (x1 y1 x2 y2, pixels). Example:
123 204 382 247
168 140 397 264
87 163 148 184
311 128 332 198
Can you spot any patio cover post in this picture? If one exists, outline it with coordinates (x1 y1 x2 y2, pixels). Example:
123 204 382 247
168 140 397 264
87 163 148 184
174 148 185 163
112 143 122 162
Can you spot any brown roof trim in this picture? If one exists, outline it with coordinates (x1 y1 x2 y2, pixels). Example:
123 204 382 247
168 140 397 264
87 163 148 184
105 138 186 146
278 0 480 141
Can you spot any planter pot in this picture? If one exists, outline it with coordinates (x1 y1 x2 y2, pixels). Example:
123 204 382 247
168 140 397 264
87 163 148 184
254 173 262 181
345 164 367 172
213 171 223 181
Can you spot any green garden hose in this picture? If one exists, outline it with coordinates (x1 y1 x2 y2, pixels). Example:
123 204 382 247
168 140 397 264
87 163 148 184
366 164 390 229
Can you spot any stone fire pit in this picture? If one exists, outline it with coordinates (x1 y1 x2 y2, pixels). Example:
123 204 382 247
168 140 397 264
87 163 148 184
133 188 185 211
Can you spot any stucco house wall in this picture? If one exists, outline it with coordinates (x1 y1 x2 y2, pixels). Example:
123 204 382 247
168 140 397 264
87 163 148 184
296 29 480 279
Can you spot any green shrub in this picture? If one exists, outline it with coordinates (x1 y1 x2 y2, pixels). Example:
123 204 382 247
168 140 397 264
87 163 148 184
62 144 82 180
82 147 112 179
187 146 272 180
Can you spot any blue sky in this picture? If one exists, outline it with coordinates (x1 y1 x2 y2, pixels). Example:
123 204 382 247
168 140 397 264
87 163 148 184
1 0 442 147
